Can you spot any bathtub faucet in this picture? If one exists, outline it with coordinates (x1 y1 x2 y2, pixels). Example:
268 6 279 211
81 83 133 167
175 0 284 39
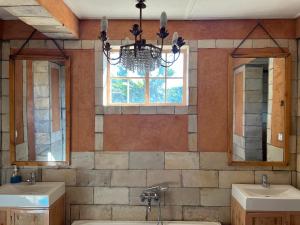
140 185 168 221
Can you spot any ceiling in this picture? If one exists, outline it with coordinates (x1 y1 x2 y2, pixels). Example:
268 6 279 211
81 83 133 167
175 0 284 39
0 7 16 20
64 0 300 20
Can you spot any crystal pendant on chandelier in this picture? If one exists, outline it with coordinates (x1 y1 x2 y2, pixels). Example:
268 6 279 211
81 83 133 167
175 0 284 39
100 0 185 73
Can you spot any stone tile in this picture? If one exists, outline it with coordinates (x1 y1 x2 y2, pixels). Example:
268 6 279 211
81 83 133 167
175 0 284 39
197 40 216 48
200 152 232 170
46 40 63 49
200 188 231 206
1 96 9 114
188 133 197 151
175 106 188 115
219 171 254 188
148 206 183 220
140 106 156 114
95 106 104 115
253 39 270 48
95 133 103 151
216 39 234 48
42 169 76 186
189 52 197 69
2 114 9 132
2 60 9 78
2 78 9 96
29 40 46 48
111 170 146 187
95 87 103 106
129 188 147 205
165 152 199 169
156 106 175 114
95 152 129 169
122 106 140 114
189 69 197 88
95 115 103 132
82 40 95 49
165 188 200 206
94 187 129 204
70 152 94 169
64 40 81 49
233 39 253 48
66 187 93 204
188 115 197 132
104 106 122 114
182 170 218 187
189 88 197 106
183 206 230 224
112 206 145 220
76 169 111 186
188 106 197 114
129 152 164 169
254 171 291 184
147 170 181 187
2 42 10 60
1 132 9 151
79 205 111 220
70 205 79 223
188 40 198 52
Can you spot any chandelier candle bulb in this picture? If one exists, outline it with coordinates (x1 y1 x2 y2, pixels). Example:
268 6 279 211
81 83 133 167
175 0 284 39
172 32 179 45
160 11 168 28
101 17 108 32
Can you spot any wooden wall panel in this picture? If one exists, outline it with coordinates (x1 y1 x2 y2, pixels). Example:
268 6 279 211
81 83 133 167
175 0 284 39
103 115 188 151
14 60 24 145
271 58 285 148
51 68 60 132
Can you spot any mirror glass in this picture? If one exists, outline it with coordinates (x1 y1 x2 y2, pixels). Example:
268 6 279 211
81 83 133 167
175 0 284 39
14 60 67 162
231 57 286 162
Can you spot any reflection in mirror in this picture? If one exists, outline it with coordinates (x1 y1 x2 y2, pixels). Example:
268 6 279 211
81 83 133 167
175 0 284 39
232 57 285 162
14 60 66 162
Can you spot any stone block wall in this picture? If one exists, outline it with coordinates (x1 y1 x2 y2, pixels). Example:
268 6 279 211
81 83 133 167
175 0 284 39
0 38 298 225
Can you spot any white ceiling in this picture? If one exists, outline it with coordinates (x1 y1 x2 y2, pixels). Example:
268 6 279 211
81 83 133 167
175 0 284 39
64 0 300 20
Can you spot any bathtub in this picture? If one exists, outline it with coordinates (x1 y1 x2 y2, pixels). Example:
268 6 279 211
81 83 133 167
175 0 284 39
72 221 221 225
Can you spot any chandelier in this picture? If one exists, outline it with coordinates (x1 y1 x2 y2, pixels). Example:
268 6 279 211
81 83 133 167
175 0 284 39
100 0 185 73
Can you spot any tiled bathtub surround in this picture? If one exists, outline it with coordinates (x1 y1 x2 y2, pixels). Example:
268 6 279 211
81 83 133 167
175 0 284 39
0 38 298 225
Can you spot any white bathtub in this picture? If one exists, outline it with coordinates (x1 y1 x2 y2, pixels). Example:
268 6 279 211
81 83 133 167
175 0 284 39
72 221 221 225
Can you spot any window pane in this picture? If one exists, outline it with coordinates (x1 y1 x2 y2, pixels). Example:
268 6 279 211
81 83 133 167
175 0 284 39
111 79 127 103
150 79 165 103
166 79 183 103
110 64 145 78
167 54 184 77
150 66 165 77
129 79 145 103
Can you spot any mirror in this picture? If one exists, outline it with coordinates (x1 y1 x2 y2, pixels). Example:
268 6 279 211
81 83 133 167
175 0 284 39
10 55 70 166
228 54 291 166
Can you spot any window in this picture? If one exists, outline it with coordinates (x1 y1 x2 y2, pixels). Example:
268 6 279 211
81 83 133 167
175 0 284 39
104 47 188 106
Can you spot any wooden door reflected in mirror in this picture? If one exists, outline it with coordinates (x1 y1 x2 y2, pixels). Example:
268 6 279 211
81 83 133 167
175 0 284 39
228 53 291 166
10 55 71 166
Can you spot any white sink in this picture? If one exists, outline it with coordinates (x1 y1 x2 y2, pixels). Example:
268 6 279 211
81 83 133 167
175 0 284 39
232 184 300 211
0 182 65 208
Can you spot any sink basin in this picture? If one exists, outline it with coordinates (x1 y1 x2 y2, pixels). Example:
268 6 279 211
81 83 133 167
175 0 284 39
232 184 300 211
0 182 65 208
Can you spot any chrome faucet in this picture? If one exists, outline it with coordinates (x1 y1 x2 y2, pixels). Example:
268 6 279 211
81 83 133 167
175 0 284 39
262 174 270 188
140 185 168 221
26 172 36 185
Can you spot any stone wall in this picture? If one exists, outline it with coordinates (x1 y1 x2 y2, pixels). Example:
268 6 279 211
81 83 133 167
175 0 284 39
0 38 298 225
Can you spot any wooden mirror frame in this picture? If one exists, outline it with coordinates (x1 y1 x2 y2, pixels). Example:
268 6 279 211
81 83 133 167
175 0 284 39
9 50 71 166
227 49 292 167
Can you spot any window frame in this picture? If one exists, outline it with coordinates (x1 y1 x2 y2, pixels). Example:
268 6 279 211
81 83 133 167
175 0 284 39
105 46 189 106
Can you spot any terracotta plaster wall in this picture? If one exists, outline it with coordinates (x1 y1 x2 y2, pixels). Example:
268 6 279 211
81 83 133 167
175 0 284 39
103 115 188 151
198 49 230 152
296 17 300 38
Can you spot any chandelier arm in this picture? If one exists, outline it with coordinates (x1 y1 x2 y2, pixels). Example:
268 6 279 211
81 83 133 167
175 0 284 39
160 50 181 64
102 45 123 62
